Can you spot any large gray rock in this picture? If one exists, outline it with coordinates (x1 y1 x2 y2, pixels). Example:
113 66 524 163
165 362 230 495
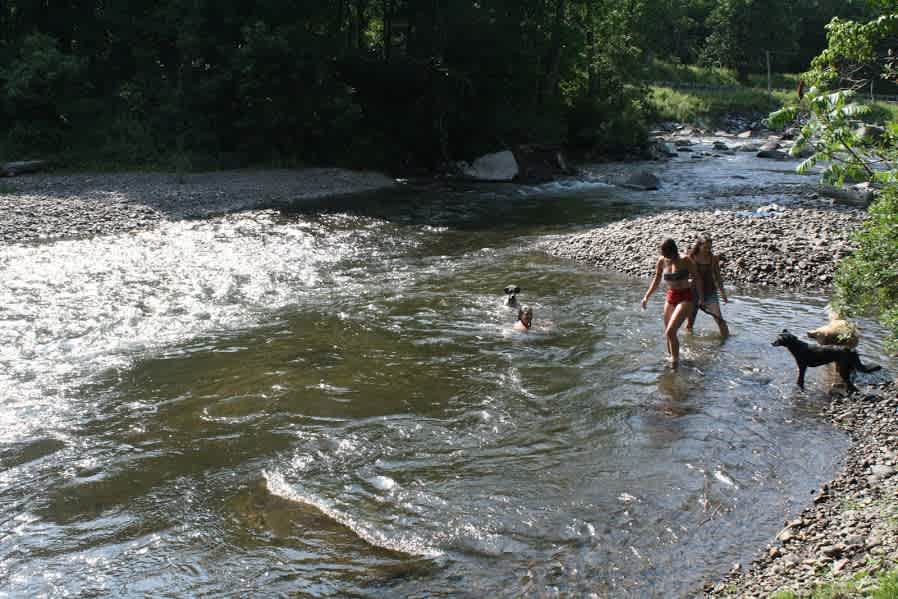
457 150 519 181
1 160 47 177
654 141 677 157
855 125 885 143
757 149 787 159
819 182 877 207
621 170 660 191
513 144 573 182
782 127 801 140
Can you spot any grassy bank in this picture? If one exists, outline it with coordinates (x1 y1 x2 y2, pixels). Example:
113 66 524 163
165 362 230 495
648 85 898 128
644 60 898 128
770 567 898 598
643 58 802 90
648 86 791 125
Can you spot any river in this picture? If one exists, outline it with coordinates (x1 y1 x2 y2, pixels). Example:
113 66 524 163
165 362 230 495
1 151 894 597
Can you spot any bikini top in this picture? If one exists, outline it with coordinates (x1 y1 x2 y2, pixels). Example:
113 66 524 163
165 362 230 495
663 268 689 281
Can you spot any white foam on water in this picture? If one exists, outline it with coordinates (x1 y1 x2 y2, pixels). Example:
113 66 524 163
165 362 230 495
514 178 615 197
0 211 364 443
714 469 739 489
263 470 442 558
367 475 397 491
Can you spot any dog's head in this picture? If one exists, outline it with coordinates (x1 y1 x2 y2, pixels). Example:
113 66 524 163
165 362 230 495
772 329 798 347
504 285 521 307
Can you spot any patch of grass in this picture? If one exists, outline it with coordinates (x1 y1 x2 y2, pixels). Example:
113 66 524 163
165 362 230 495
642 59 802 91
642 58 741 86
746 71 803 91
648 86 793 125
0 183 17 195
872 570 898 599
766 568 898 599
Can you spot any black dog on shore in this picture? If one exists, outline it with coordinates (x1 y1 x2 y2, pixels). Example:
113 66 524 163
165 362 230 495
772 329 881 392
504 285 521 308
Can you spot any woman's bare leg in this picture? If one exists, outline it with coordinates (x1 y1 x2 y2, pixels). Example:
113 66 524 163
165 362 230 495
662 301 675 357
685 289 698 332
704 303 730 338
665 301 692 368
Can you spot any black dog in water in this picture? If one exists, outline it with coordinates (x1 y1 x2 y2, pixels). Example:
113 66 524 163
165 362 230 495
772 329 881 392
504 285 521 308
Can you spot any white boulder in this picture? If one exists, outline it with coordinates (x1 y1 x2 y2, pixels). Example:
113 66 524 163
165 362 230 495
458 150 519 181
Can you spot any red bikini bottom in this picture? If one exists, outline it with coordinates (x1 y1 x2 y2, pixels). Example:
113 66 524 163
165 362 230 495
666 287 694 306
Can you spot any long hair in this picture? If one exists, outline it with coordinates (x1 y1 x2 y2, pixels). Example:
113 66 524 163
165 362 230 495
660 238 678 260
688 234 711 259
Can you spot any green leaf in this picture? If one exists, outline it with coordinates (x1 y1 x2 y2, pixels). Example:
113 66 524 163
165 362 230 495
796 154 818 174
842 102 869 117
768 107 797 130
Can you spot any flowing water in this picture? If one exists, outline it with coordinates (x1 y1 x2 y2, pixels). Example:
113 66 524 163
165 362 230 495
1 153 894 597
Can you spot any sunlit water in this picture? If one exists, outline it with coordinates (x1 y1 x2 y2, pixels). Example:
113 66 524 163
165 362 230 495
1 152 894 597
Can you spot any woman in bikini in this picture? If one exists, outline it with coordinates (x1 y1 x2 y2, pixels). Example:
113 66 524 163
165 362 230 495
641 238 703 369
685 233 729 338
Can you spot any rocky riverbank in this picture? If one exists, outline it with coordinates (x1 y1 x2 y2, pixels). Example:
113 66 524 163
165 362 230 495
544 201 867 290
0 168 395 244
704 382 898 598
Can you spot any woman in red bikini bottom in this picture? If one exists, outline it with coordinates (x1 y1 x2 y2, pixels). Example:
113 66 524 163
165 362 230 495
640 238 704 369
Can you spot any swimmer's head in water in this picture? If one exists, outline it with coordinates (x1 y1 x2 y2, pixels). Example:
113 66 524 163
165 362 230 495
518 305 533 328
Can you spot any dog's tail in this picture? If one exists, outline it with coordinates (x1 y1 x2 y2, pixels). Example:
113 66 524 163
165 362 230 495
853 353 882 373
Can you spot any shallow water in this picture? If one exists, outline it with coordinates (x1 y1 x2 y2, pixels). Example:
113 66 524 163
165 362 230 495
1 151 894 597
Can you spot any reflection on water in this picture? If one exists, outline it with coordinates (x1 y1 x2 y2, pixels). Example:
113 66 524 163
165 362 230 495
1 156 894 597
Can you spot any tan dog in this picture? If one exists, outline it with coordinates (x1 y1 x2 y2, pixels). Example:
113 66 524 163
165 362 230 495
807 308 859 348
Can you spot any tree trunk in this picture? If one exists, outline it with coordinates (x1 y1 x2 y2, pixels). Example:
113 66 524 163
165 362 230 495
335 0 347 46
541 0 566 104
586 2 597 98
355 0 368 50
383 0 393 62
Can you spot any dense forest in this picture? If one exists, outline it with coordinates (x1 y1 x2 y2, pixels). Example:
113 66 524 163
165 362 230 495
0 0 883 171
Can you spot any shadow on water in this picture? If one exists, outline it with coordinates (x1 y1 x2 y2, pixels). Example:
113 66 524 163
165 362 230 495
282 182 647 234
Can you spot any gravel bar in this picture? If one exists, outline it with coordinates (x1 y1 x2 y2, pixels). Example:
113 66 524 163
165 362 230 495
0 168 396 244
544 204 867 290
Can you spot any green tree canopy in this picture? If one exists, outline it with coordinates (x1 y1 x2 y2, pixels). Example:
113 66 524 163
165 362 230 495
769 1 898 350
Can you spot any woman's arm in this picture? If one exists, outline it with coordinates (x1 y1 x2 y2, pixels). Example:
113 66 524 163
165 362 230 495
686 257 704 305
641 259 663 309
713 255 728 303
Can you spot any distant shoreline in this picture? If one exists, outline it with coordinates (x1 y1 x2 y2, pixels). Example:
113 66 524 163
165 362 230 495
0 168 396 245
